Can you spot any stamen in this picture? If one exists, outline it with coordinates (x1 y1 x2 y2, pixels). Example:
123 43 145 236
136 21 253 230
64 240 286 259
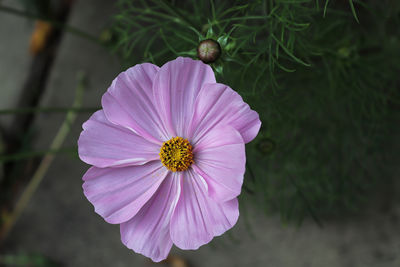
159 137 194 172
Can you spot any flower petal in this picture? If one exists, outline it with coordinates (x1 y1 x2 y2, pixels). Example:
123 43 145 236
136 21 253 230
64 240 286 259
170 169 239 250
78 110 160 168
190 83 261 144
192 126 245 202
120 172 180 262
82 161 167 224
152 57 216 138
102 63 169 144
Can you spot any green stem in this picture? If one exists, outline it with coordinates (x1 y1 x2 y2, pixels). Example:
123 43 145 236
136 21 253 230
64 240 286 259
0 107 99 115
0 147 77 162
0 72 87 241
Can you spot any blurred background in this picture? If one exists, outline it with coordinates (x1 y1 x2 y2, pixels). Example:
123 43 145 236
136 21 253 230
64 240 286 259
0 0 399 266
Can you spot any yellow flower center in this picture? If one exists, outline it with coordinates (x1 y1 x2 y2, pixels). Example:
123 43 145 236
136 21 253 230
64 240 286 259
159 137 194 172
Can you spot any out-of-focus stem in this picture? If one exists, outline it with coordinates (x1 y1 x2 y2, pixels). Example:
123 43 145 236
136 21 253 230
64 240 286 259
0 72 87 241
0 106 99 115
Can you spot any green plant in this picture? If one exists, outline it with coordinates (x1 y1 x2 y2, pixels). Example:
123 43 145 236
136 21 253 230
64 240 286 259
111 0 400 223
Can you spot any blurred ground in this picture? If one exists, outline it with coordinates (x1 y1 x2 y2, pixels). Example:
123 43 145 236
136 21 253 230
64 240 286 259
1 0 400 266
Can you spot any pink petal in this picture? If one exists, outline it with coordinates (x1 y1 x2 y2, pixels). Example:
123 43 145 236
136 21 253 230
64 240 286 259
82 161 167 224
120 172 180 262
152 57 216 138
102 63 169 144
78 110 160 168
190 83 261 144
192 126 245 202
170 169 239 250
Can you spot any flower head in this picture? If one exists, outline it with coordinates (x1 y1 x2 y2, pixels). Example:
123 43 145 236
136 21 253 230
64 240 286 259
78 57 261 262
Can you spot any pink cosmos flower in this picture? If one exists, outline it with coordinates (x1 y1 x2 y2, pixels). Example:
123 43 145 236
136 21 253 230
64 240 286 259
78 57 261 262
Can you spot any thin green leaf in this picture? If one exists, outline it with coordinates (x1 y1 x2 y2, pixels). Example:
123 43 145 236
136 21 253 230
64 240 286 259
271 34 311 67
348 0 360 23
323 0 329 17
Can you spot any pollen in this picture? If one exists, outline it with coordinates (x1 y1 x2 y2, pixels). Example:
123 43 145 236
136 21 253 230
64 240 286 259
159 137 194 172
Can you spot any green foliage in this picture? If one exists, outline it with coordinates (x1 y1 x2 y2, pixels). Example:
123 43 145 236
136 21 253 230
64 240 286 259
112 0 400 222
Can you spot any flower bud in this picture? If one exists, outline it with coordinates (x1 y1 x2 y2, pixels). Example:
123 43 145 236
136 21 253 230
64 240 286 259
197 39 221 63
